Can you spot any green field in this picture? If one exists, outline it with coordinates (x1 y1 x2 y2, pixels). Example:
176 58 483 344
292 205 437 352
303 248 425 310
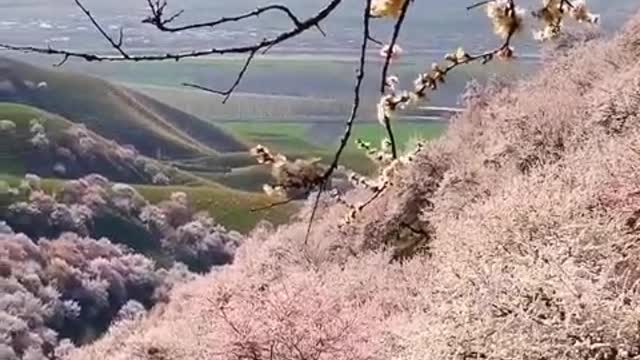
223 121 446 154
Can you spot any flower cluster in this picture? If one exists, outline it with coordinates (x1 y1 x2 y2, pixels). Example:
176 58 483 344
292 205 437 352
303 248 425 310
62 124 176 184
251 145 327 199
140 193 242 272
370 0 407 18
3 174 243 273
532 0 599 41
0 231 185 359
28 118 49 149
0 120 16 133
486 0 526 39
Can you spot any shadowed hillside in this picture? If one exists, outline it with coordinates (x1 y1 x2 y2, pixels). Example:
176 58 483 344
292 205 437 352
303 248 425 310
0 57 247 159
67 10 640 360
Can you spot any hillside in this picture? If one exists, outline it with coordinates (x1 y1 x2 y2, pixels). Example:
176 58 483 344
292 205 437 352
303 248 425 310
0 102 207 185
0 57 247 159
68 10 640 360
0 102 298 232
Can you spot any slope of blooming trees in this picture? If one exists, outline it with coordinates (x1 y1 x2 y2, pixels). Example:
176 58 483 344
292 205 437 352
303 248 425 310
2 174 242 272
64 8 640 360
0 173 244 358
0 231 186 359
4 114 185 185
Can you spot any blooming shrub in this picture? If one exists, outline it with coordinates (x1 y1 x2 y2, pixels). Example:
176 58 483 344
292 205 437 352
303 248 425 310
0 120 16 133
0 232 180 358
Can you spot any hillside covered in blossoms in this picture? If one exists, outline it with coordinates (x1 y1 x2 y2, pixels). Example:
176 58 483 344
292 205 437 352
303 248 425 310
0 0 638 358
52 7 640 360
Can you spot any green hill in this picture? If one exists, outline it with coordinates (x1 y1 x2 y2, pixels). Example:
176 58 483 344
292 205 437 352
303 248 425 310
0 102 68 174
0 103 298 231
0 102 207 185
0 57 247 159
0 174 296 233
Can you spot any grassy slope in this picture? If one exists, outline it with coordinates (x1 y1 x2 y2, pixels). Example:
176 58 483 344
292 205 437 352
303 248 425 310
0 102 71 174
0 103 296 231
0 102 206 184
0 57 246 159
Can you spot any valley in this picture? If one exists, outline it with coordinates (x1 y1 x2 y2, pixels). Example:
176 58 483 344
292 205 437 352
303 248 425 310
0 55 449 232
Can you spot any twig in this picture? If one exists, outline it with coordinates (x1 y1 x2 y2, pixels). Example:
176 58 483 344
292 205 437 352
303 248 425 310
144 3 302 32
72 0 130 59
467 0 494 11
183 49 257 103
304 0 373 244
250 196 300 212
367 35 384 46
0 0 342 64
357 183 388 212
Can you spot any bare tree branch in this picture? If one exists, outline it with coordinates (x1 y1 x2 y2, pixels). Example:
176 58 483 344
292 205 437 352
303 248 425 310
142 1 327 37
144 2 300 32
183 49 258 103
72 0 130 59
304 0 373 244
0 0 342 63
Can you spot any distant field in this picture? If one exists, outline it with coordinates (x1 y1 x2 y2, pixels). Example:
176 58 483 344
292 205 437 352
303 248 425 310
223 122 321 153
210 120 446 177
223 120 447 152
75 56 535 112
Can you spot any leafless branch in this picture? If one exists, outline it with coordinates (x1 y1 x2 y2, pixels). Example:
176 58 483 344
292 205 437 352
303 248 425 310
144 2 299 32
143 1 328 37
304 0 373 244
0 0 341 64
250 196 300 212
183 49 258 103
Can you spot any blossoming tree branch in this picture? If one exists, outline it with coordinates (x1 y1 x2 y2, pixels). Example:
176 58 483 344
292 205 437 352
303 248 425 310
0 0 600 228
